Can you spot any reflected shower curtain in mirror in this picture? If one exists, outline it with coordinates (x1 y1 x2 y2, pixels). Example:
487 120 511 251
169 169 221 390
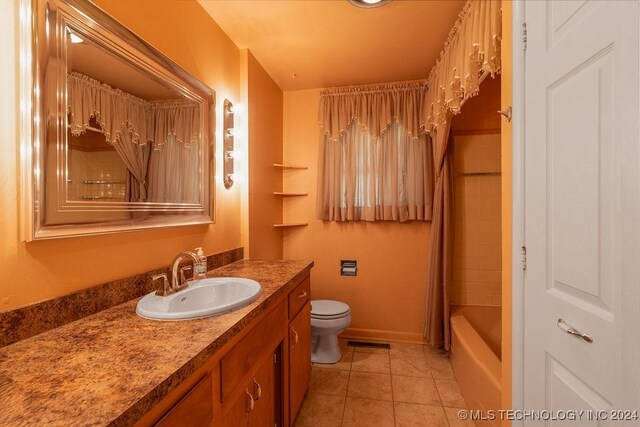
317 82 433 222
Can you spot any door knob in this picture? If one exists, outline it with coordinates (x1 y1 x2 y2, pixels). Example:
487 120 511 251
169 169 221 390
557 318 593 343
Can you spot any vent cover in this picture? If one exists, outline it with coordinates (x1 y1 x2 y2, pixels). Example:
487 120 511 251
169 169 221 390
347 340 391 349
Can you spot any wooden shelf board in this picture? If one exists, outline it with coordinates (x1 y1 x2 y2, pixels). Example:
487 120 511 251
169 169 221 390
273 192 308 197
273 223 309 228
273 164 308 170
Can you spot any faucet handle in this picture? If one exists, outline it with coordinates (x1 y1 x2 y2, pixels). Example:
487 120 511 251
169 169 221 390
179 266 193 289
152 273 171 297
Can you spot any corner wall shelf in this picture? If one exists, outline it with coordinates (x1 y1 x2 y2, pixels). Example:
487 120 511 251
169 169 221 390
274 161 308 230
273 164 308 170
273 192 308 197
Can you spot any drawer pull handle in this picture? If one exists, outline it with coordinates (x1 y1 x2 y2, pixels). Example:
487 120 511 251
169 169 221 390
292 326 299 345
298 291 308 299
253 378 262 400
245 389 254 413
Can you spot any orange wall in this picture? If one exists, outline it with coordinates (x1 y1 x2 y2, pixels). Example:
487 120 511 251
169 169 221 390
246 52 284 259
282 89 431 343
0 1 243 311
501 0 514 419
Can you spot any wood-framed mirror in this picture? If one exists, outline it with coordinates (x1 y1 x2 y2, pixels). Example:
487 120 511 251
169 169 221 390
19 0 215 240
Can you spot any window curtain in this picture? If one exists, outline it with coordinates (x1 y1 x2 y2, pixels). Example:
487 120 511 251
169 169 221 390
148 100 201 151
68 72 152 146
146 101 201 203
112 122 151 202
317 82 433 222
423 0 502 350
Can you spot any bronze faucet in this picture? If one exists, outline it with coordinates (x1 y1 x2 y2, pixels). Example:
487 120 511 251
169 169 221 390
151 251 201 296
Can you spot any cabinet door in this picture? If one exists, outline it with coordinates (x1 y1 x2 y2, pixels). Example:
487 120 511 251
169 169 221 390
289 302 311 422
222 351 277 427
155 374 213 427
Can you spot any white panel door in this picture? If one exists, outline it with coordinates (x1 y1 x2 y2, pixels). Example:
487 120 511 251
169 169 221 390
524 0 640 423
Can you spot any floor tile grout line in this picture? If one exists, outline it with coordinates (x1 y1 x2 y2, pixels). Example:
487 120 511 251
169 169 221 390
388 346 397 427
340 349 352 427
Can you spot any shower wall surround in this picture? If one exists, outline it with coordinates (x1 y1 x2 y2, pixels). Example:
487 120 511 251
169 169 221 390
453 133 502 306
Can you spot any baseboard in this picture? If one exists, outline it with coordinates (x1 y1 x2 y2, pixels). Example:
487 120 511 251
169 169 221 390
340 327 427 345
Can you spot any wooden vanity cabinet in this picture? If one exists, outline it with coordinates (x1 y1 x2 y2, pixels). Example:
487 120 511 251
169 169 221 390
287 278 312 424
288 302 311 421
155 374 214 427
222 347 279 427
140 272 312 427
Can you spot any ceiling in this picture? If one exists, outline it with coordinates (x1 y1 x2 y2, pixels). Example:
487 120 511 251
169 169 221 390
199 0 466 91
71 42 181 100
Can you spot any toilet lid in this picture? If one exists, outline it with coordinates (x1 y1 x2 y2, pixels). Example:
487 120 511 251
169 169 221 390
311 300 350 317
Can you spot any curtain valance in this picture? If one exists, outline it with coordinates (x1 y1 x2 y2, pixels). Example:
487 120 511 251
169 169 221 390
68 71 152 146
319 81 429 142
149 100 201 150
317 81 433 222
423 0 501 135
67 72 200 151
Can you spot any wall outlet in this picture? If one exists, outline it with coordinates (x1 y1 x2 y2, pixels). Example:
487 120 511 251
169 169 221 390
340 260 357 276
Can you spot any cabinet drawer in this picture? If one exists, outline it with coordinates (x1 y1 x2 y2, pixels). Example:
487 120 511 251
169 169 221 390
155 374 213 427
288 276 310 320
221 302 286 402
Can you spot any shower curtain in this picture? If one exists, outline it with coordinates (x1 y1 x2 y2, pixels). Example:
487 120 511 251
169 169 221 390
424 122 454 349
422 0 502 350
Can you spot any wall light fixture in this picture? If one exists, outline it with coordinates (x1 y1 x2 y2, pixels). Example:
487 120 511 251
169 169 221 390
223 99 236 189
347 0 391 9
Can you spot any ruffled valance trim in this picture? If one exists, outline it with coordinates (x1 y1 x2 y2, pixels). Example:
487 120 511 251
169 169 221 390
67 72 200 151
319 81 429 142
423 0 502 131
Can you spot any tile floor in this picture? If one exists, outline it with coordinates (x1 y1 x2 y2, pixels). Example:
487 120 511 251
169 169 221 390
294 340 476 427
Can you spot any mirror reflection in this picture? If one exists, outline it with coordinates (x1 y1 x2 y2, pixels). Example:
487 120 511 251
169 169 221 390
65 29 201 204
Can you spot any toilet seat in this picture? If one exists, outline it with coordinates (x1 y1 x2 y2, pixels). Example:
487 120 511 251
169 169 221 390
312 311 351 321
311 300 350 320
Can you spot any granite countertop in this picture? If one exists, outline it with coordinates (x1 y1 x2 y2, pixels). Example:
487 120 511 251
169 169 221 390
0 259 313 427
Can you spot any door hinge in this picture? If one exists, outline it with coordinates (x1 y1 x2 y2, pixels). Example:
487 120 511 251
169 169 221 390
522 22 527 52
521 246 527 271
273 353 277 364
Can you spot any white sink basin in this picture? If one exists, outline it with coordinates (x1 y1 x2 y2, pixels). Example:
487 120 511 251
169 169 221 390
136 277 262 320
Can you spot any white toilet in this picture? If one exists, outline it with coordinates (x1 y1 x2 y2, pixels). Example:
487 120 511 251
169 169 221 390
311 299 352 364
